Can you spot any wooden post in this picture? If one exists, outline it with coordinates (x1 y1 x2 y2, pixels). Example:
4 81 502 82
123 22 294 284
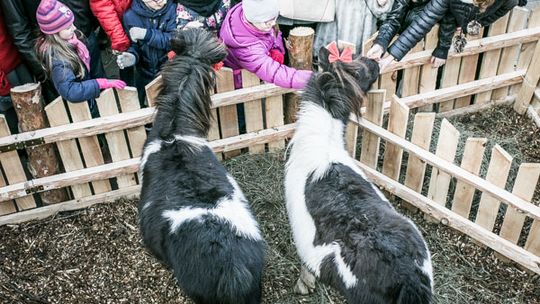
454 29 484 109
404 113 436 192
216 68 241 158
515 40 540 114
418 26 440 112
10 83 68 204
285 27 314 123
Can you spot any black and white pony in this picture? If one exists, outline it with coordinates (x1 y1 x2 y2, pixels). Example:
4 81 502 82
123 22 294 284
285 45 433 303
138 29 265 304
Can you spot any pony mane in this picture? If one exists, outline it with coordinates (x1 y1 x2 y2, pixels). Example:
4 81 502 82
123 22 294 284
152 28 228 139
302 46 379 122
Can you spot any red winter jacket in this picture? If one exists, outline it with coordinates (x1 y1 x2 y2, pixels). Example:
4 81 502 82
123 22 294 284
0 9 21 96
90 0 132 52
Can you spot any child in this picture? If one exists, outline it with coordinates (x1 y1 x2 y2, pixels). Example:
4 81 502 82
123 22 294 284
116 0 176 106
374 0 521 71
219 0 312 89
36 0 126 117
314 0 394 57
176 0 231 34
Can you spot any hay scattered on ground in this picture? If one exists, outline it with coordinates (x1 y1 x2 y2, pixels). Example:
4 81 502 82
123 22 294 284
1 152 539 303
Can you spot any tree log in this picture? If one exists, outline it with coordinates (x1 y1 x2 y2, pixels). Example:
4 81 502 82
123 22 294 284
285 27 314 123
10 83 68 204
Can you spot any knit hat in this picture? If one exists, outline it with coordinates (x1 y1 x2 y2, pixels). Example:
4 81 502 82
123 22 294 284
243 0 279 23
36 0 75 34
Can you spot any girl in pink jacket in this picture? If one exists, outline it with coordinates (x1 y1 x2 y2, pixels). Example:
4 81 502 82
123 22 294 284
219 0 312 89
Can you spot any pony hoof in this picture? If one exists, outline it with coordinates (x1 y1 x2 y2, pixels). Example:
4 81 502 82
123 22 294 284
294 278 312 295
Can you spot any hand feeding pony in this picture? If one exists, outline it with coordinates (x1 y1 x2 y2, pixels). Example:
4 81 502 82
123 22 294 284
285 42 434 303
138 28 265 304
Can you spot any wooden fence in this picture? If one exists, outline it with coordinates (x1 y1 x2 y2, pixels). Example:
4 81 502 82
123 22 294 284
0 6 539 275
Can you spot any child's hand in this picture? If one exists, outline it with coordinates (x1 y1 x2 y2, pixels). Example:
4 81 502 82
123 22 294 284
430 56 446 68
366 44 384 60
96 78 127 90
378 54 395 73
269 49 284 64
129 27 147 42
116 52 136 69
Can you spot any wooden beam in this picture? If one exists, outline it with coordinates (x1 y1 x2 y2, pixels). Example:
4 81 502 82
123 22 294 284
355 159 540 275
211 83 295 108
351 116 540 221
381 27 540 73
527 105 540 128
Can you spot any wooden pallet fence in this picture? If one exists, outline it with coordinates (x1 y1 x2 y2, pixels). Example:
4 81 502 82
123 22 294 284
381 96 409 180
418 26 440 112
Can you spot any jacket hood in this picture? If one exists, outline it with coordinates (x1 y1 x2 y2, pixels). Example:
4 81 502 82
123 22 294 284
220 3 273 49
132 0 174 18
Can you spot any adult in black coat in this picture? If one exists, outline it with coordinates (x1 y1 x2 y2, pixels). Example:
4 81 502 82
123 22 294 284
0 0 104 101
375 0 521 71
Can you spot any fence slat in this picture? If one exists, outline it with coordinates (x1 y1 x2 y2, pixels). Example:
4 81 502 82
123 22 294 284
499 163 540 244
145 75 162 107
241 71 265 154
511 7 540 94
0 168 16 215
402 43 423 98
475 145 513 231
418 26 440 112
439 49 461 112
117 87 147 159
451 138 487 218
382 96 409 180
0 116 36 210
67 102 111 193
526 220 540 255
475 14 510 104
427 119 460 206
454 30 483 109
265 94 285 151
96 89 137 188
404 113 436 192
216 68 240 158
45 98 92 198
491 7 529 102
360 90 386 168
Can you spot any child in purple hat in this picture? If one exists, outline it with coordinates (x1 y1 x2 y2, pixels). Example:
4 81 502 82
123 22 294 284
36 0 125 117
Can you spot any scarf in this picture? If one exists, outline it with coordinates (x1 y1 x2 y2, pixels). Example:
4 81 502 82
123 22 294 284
68 36 90 72
176 0 222 17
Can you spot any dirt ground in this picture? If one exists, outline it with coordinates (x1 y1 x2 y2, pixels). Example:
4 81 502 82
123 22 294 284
1 105 539 304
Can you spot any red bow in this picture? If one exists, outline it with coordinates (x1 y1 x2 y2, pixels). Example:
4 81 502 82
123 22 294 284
212 61 224 71
326 41 352 63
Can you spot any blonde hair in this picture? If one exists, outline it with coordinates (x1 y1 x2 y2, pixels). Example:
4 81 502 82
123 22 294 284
36 30 87 79
473 0 495 12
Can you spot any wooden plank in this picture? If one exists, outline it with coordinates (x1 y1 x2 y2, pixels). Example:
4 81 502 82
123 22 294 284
0 169 16 215
355 159 540 275
515 41 540 114
96 89 137 188
360 90 386 168
0 116 36 210
145 75 162 107
216 68 241 157
427 119 460 207
45 98 92 198
351 116 540 222
527 105 540 128
241 70 265 154
418 26 440 112
401 43 423 97
117 87 147 158
400 70 524 109
526 219 540 255
491 8 529 102
438 55 461 112
499 163 540 244
382 96 409 180
454 29 484 109
67 102 111 194
404 113 436 192
475 15 510 104
475 145 513 231
451 138 487 218
511 7 540 94
266 94 286 152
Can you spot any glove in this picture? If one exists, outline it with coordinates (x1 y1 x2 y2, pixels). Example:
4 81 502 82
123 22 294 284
129 27 147 42
269 49 284 64
116 52 136 69
96 78 127 90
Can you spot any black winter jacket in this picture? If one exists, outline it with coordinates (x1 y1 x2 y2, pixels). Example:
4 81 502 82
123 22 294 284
0 0 99 81
387 0 519 61
375 0 457 60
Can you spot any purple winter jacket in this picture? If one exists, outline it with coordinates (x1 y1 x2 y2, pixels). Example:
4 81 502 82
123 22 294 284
219 3 312 89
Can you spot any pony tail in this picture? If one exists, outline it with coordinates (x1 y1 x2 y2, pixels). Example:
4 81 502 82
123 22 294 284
171 28 228 65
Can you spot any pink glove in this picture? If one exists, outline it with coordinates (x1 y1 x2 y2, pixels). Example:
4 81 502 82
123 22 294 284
96 78 127 90
269 49 284 64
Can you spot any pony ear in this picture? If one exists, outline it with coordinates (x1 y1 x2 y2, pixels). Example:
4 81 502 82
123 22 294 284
318 46 331 71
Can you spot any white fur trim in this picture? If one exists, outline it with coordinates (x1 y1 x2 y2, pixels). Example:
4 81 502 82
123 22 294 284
139 140 162 182
162 175 262 241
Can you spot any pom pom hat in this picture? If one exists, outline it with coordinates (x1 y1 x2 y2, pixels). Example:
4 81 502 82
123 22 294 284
37 0 75 34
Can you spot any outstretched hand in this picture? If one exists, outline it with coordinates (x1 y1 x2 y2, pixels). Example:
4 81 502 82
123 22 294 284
96 78 127 90
378 54 395 73
430 56 446 68
116 52 136 69
129 27 147 42
366 44 384 60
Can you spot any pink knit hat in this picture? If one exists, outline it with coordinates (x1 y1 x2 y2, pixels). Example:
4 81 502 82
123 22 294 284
36 0 74 34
